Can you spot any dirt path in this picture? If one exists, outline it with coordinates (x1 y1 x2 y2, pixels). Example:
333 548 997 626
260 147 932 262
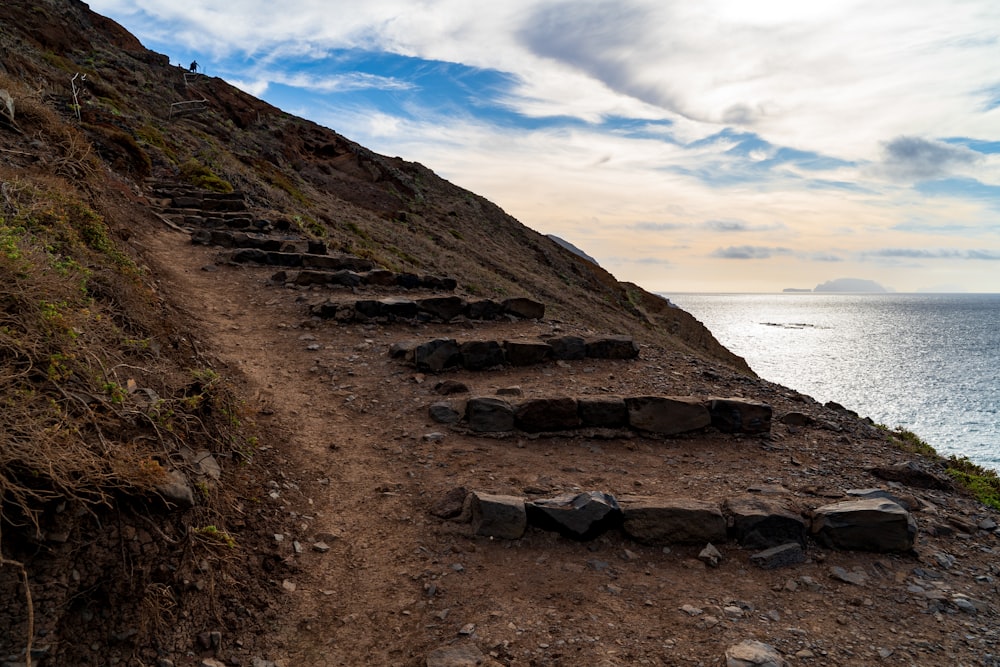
142 225 1000 667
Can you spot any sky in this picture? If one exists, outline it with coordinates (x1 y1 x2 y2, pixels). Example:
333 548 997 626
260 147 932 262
89 0 1000 293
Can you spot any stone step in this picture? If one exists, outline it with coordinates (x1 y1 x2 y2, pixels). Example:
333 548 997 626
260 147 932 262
309 296 544 323
459 488 916 554
429 394 772 435
226 248 374 271
390 335 639 372
272 269 457 290
190 229 323 254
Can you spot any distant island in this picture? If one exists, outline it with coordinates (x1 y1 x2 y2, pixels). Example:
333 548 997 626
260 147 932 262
783 278 892 293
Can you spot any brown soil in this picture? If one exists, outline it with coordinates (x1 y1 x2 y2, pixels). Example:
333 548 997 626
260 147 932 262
141 224 1000 667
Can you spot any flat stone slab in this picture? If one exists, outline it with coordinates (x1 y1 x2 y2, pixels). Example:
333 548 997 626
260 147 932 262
502 297 545 319
514 397 580 432
811 498 917 552
708 397 773 434
585 335 640 359
468 492 526 540
460 341 506 371
526 491 622 540
413 338 462 372
504 340 552 366
724 640 789 667
726 496 807 549
466 397 515 432
577 396 629 428
548 335 586 360
620 497 727 545
417 296 466 320
625 396 711 435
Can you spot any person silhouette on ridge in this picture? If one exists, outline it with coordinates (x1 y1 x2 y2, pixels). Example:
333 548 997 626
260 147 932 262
189 60 198 72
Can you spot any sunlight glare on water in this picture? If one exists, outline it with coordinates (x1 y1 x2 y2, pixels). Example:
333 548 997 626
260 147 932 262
665 293 1000 470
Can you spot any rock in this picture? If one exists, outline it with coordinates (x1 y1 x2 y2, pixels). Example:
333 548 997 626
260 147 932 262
467 492 526 539
417 296 467 321
190 450 221 481
363 269 398 286
200 659 226 667
620 497 727 545
548 335 586 360
354 299 381 318
466 397 515 432
584 335 640 359
429 401 463 424
514 397 580 432
503 340 552 366
426 644 487 667
726 497 807 549
466 299 504 320
496 386 522 396
869 460 953 490
725 640 788 667
434 380 469 395
698 543 722 567
829 566 868 585
459 341 505 370
413 339 462 372
707 398 772 434
379 297 419 319
156 469 196 509
389 340 420 360
577 397 629 428
431 487 470 520
501 297 545 319
780 411 814 427
396 272 422 288
750 543 806 569
625 396 711 435
527 491 622 540
811 499 917 552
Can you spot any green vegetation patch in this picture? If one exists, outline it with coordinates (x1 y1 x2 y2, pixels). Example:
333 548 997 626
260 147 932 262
179 158 233 193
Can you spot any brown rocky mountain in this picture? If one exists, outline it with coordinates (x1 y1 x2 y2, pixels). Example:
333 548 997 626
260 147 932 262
2 2 999 666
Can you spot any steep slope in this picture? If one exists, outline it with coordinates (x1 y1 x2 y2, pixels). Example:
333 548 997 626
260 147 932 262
3 3 1000 667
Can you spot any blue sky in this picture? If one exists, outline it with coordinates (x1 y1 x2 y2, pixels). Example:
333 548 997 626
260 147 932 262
91 0 1000 292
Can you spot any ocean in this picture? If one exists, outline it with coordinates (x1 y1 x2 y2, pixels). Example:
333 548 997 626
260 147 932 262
664 293 1000 471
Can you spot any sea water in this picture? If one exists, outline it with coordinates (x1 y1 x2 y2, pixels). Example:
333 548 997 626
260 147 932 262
664 293 1000 470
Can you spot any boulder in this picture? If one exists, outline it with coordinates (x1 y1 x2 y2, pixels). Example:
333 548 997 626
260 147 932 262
526 491 622 540
417 296 467 321
363 269 398 286
468 492 526 540
434 380 469 395
325 270 363 287
708 398 772 434
577 397 629 428
749 543 806 570
388 340 419 360
514 397 580 432
724 640 789 667
811 499 917 552
378 297 419 319
780 411 814 427
548 335 586 360
620 497 727 545
625 396 711 435
396 272 422 288
504 341 552 366
428 401 463 425
466 299 504 320
501 297 545 320
419 275 458 291
430 487 469 520
460 341 505 370
466 397 515 432
584 335 640 359
725 497 807 549
413 339 462 372
354 300 381 318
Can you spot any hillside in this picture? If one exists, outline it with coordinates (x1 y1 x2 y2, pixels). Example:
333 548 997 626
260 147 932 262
2 2 1000 666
